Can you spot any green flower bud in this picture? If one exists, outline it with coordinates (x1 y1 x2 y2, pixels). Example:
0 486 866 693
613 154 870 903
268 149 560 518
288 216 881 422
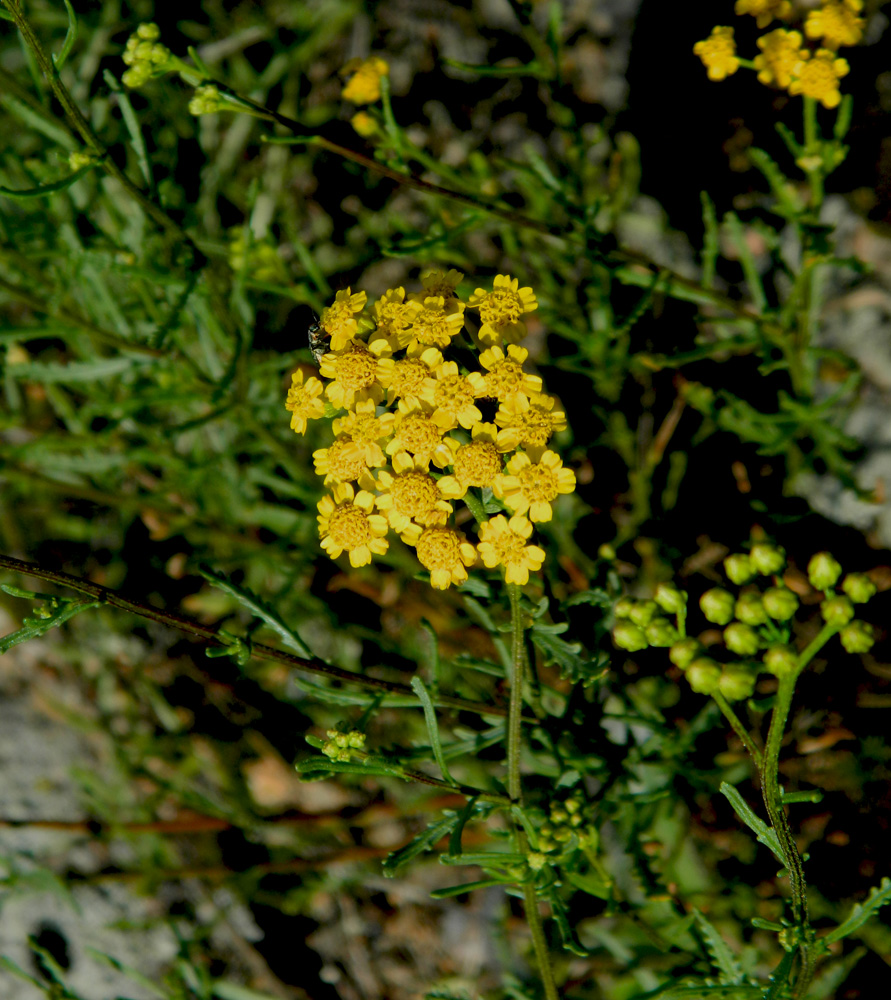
724 553 755 585
807 552 843 591
554 827 572 843
654 582 686 614
550 806 568 824
646 617 679 647
842 573 876 604
821 595 855 627
700 588 735 625
735 592 768 626
598 543 617 561
137 21 161 40
669 637 701 670
613 621 648 652
718 663 757 702
564 797 581 815
686 658 722 695
840 620 876 654
614 597 635 619
629 599 659 627
527 851 548 871
763 586 799 621
750 543 786 576
568 812 583 827
763 644 799 677
724 622 760 656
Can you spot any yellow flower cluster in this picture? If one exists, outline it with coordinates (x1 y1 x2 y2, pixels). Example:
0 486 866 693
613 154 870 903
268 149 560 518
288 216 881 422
121 23 173 89
696 0 864 108
285 271 577 589
341 56 390 105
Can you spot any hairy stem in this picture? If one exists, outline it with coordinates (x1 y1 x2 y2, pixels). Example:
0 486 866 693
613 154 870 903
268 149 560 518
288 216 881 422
507 584 560 1000
760 671 815 997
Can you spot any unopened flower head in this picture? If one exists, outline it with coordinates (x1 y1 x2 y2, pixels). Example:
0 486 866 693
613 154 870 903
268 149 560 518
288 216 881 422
291 272 574 589
788 48 850 108
694 27 740 82
804 1 865 50
121 23 174 89
341 56 390 105
734 0 793 28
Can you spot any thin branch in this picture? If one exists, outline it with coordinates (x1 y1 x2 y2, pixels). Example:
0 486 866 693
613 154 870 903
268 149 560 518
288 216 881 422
0 552 512 720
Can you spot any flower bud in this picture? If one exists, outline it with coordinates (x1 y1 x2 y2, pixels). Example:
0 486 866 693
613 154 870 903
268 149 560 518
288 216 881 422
763 644 798 677
724 553 755 585
669 638 701 670
842 573 876 604
807 552 843 591
820 596 854 627
700 588 735 625
598 543 617 561
735 592 768 626
629 599 659 627
840 620 875 654
750 543 786 576
613 621 648 652
686 658 721 695
763 586 799 621
654 582 686 614
646 617 679 647
724 622 760 656
719 663 757 702
614 597 636 619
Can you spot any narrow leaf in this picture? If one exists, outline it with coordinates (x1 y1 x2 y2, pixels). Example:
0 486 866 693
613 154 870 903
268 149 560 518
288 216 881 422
0 600 99 654
429 878 509 899
412 676 456 785
0 164 94 200
52 0 78 70
103 69 153 188
720 782 785 866
693 908 743 985
823 876 891 945
382 813 459 877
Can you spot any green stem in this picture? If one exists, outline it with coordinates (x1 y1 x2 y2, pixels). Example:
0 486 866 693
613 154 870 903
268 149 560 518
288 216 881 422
507 583 526 804
759 670 815 997
507 584 559 1000
802 97 824 211
712 691 763 768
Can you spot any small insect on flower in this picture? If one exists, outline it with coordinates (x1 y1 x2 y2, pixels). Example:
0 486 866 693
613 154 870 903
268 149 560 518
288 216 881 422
307 312 330 366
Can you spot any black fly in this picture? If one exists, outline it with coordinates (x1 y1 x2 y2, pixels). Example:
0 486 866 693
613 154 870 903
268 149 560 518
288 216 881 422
306 311 330 366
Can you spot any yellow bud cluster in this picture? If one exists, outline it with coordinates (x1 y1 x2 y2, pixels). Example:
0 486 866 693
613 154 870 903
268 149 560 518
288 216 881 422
695 1 864 108
189 84 224 116
121 23 173 90
538 793 587 853
228 231 287 284
321 729 367 762
285 271 578 589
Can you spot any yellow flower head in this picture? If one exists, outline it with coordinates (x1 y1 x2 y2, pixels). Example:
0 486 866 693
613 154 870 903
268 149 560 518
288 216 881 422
437 423 510 500
375 346 441 407
331 398 395 467
319 341 385 410
313 436 377 490
285 369 325 434
429 361 484 431
805 0 865 49
374 452 453 532
473 344 543 402
734 0 793 28
468 275 538 346
754 29 804 89
495 392 567 452
477 514 546 586
418 268 464 302
694 27 740 82
386 402 453 469
403 296 466 351
372 287 413 346
319 288 368 351
351 111 379 138
341 56 390 104
317 483 390 568
789 48 850 108
494 448 577 523
400 523 478 590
